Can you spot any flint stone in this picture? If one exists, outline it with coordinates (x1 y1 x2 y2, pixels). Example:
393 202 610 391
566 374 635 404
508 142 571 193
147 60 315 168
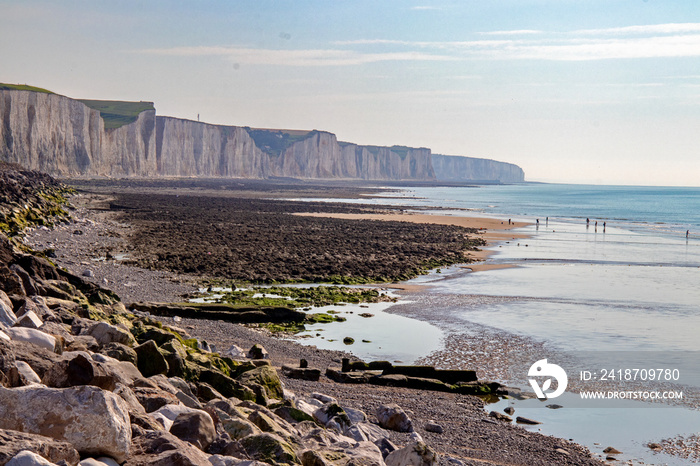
17 297 54 321
424 421 444 433
0 385 131 463
86 322 135 347
386 442 438 466
9 360 42 386
169 411 216 451
124 430 211 466
0 429 80 466
15 311 43 330
0 295 17 327
376 404 413 432
223 344 246 359
6 450 59 466
7 328 56 353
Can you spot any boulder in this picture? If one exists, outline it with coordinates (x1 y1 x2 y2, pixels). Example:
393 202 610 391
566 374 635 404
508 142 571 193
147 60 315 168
124 430 211 466
15 311 43 330
86 322 135 347
134 340 168 377
41 353 119 391
6 328 57 353
0 429 80 466
281 365 321 382
229 433 299 465
160 340 187 378
236 365 284 401
222 344 246 359
0 385 131 462
131 386 180 413
169 411 216 451
376 404 413 432
8 361 42 387
16 296 54 321
6 450 58 466
385 442 438 466
100 342 138 366
247 344 269 360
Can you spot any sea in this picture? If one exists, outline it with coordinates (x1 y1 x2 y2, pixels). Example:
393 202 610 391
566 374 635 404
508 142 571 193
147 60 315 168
292 183 700 465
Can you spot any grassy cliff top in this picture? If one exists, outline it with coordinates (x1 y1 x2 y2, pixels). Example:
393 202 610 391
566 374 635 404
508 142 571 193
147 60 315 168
78 99 155 130
246 128 316 157
0 83 55 94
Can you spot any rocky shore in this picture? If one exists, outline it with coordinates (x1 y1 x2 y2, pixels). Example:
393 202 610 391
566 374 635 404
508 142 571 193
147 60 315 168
1 171 607 465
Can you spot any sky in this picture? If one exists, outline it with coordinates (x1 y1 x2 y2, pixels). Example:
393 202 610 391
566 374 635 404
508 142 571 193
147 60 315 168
2 0 700 186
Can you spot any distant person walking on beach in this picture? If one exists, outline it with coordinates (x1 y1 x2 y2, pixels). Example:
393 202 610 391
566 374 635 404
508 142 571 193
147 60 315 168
687 230 690 239
603 222 606 232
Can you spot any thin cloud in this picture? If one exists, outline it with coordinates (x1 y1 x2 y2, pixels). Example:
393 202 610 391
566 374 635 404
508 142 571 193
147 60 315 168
479 30 543 36
137 46 456 66
138 23 700 65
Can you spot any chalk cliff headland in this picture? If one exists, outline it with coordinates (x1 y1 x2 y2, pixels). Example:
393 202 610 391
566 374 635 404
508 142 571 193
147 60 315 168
1 86 523 182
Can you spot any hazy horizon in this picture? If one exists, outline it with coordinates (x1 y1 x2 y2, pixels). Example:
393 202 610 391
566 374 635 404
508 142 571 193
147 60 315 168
2 1 700 186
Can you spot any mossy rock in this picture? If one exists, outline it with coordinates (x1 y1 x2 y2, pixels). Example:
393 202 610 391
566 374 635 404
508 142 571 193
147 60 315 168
237 365 284 401
134 340 169 377
237 433 300 465
274 406 316 425
160 339 188 378
198 369 257 402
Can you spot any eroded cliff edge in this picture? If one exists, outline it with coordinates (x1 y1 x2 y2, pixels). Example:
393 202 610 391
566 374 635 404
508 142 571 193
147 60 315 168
1 87 522 182
432 153 525 183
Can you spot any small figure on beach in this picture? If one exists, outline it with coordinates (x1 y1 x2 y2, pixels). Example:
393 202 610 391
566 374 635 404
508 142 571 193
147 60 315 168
687 230 690 239
546 217 549 226
595 221 598 232
536 219 539 226
508 219 511 225
586 218 590 225
603 222 606 232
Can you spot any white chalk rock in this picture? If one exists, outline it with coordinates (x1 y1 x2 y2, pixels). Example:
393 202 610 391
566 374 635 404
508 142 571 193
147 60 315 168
15 310 43 330
7 327 56 353
0 385 132 463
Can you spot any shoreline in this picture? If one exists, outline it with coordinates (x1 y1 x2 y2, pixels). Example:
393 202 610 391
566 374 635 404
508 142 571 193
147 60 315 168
20 185 608 465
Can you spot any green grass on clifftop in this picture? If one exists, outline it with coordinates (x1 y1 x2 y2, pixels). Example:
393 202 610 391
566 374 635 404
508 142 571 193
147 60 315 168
78 99 155 130
0 83 54 94
246 128 315 157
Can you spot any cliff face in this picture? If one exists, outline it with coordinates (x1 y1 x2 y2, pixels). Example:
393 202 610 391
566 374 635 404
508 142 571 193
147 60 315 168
156 117 269 177
432 154 524 183
1 90 101 176
156 118 436 180
1 88 522 182
0 90 157 177
100 109 157 177
339 144 435 180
